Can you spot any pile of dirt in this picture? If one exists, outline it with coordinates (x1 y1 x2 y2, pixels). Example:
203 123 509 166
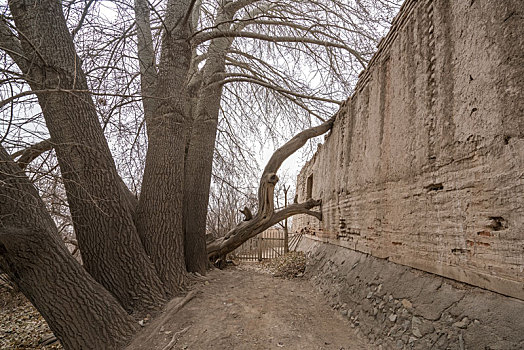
0 288 61 349
265 251 306 278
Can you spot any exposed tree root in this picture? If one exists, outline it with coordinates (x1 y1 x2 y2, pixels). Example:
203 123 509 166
144 290 200 345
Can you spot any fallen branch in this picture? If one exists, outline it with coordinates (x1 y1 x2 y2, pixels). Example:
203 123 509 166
206 114 336 260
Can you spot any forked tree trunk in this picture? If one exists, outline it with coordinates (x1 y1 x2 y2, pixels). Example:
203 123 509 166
135 0 194 294
207 115 336 260
8 0 165 312
0 148 138 350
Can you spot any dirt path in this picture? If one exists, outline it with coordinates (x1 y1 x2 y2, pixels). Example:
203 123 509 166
128 265 370 350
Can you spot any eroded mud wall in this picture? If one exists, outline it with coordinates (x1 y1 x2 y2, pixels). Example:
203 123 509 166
294 0 524 300
299 238 524 350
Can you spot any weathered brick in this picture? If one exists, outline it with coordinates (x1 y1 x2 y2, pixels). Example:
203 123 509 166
294 0 524 301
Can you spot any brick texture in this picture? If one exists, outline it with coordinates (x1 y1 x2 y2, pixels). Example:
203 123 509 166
294 0 524 300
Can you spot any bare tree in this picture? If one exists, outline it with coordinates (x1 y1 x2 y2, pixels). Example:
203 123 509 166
206 175 258 239
0 0 400 347
0 147 139 349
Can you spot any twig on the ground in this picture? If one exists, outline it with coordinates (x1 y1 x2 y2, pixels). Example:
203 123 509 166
161 326 190 350
39 334 58 346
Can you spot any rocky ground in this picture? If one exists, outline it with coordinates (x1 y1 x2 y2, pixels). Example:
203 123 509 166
301 239 524 350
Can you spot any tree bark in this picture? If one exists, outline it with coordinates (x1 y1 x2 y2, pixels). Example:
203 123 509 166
8 0 166 312
134 0 158 118
207 115 335 260
183 1 237 274
0 147 138 350
135 0 194 294
183 78 222 274
283 187 289 253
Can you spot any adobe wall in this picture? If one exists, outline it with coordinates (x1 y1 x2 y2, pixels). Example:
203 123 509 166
294 0 524 300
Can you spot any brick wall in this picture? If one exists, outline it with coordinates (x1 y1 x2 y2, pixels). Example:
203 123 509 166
294 0 524 300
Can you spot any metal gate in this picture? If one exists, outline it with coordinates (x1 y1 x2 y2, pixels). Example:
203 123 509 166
232 229 304 261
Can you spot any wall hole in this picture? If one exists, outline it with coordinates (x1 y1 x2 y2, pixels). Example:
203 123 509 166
425 183 444 192
306 174 314 199
487 216 507 231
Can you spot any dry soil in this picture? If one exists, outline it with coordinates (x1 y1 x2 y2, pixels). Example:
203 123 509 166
127 264 370 350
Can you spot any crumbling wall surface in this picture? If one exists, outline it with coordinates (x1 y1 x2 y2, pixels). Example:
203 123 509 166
294 0 524 300
299 238 524 350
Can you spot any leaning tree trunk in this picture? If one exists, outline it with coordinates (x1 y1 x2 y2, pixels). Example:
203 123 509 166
183 92 218 274
183 3 237 274
135 0 194 294
7 0 166 312
183 66 226 274
0 147 138 350
207 115 336 260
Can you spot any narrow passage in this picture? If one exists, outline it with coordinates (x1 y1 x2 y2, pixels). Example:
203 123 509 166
128 265 370 350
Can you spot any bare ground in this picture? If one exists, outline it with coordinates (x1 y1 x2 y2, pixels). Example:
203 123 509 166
127 264 370 350
1 262 370 349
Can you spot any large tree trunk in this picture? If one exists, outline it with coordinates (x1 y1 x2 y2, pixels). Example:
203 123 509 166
207 115 336 260
183 105 217 274
0 147 138 350
183 3 236 274
183 73 224 274
8 0 165 312
135 0 194 294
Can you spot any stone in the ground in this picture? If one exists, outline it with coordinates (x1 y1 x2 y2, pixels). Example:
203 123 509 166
453 317 469 329
412 327 422 338
401 299 412 309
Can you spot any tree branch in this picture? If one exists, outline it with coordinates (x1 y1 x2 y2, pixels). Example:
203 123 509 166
206 115 335 260
192 30 366 66
11 138 138 214
0 16 29 73
263 114 335 174
225 0 265 14
134 0 158 117
206 198 321 260
71 0 95 39
0 90 37 110
11 139 53 170
271 199 322 222
216 74 343 105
